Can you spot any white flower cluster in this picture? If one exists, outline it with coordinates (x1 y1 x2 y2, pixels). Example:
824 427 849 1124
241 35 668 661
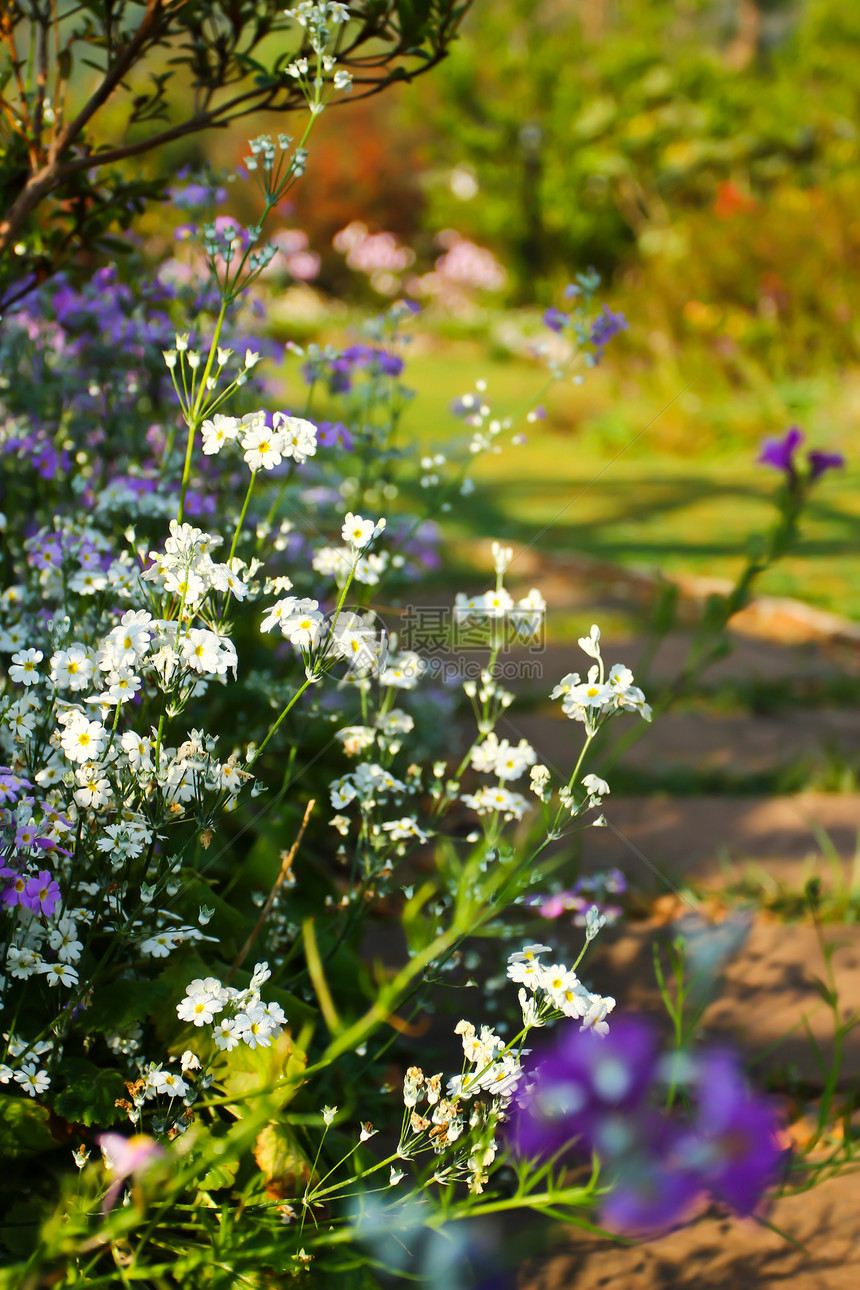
461 731 536 821
551 625 651 734
200 411 317 471
175 962 285 1052
311 512 388 587
143 520 250 609
329 763 407 811
396 1038 514 1197
0 1034 55 1098
507 942 616 1036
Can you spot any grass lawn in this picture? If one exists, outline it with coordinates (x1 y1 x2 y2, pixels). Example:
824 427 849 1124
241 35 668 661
282 331 860 618
399 345 860 620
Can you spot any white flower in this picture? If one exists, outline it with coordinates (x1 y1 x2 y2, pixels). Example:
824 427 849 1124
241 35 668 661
529 764 551 797
518 987 545 1028
151 1068 190 1099
274 414 317 463
9 648 43 686
341 512 385 550
177 978 225 1026
59 713 108 765
41 962 79 988
460 784 528 820
585 905 607 941
213 1018 240 1051
582 773 610 800
250 961 272 989
141 932 179 958
48 924 83 964
380 817 429 843
121 730 153 770
322 1105 337 1126
6 947 42 978
550 671 581 700
234 1006 276 1049
580 993 616 1036
74 766 112 809
578 624 601 658
69 568 108 596
201 414 240 455
282 603 324 649
260 596 298 633
14 1064 50 1097
50 645 93 690
181 1050 201 1072
492 738 536 782
538 962 577 1004
563 680 614 710
242 420 283 471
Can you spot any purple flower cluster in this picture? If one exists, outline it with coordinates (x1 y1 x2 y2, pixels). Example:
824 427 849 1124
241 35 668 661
0 769 68 916
304 343 405 395
589 303 628 356
758 426 845 484
1 425 72 483
511 1017 785 1236
542 293 628 363
532 868 626 925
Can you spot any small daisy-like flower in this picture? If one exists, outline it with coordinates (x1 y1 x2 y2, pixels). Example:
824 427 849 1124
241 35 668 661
213 1018 240 1051
242 421 283 471
9 648 43 686
14 1063 50 1097
201 414 240 455
60 715 108 765
152 1069 189 1099
342 512 385 550
41 961 79 988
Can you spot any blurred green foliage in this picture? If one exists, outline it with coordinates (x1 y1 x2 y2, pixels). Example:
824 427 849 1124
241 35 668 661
416 0 860 294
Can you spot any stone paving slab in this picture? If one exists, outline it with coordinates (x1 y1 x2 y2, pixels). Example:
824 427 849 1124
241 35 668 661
576 793 860 887
523 1167 860 1290
586 919 860 1082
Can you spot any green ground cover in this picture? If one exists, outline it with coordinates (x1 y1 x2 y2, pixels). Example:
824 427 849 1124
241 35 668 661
284 338 860 618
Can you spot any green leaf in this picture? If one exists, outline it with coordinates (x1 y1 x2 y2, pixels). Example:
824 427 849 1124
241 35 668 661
53 1059 126 1128
253 1121 311 1199
0 1094 56 1158
84 978 170 1036
220 1031 306 1115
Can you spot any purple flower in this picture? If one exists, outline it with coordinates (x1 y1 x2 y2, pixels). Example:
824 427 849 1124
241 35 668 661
590 304 628 351
759 427 845 483
1 868 29 907
317 420 354 451
543 306 569 334
23 870 61 916
601 1126 697 1236
676 1049 785 1214
808 448 846 480
98 1133 164 1210
511 1018 658 1160
511 1018 784 1237
758 425 804 474
0 769 32 804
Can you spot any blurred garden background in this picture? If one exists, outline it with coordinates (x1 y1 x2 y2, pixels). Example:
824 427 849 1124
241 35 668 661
125 0 860 796
4 0 860 1282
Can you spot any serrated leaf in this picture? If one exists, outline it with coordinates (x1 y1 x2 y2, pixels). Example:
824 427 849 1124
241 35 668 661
53 1059 126 1128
